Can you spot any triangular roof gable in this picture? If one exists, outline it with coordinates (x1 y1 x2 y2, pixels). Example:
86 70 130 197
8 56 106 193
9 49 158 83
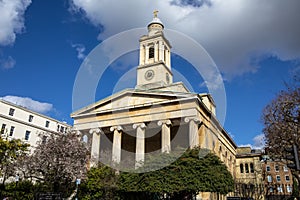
71 89 195 117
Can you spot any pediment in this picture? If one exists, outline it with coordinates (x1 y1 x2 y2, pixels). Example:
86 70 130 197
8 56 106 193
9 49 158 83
71 89 195 117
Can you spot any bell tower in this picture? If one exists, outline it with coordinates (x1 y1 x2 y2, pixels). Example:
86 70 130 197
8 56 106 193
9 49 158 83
136 11 173 90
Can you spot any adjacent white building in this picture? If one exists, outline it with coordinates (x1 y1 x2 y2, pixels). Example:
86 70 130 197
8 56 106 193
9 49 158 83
0 99 71 148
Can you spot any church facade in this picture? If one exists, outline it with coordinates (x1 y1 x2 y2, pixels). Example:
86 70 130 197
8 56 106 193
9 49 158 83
71 12 237 198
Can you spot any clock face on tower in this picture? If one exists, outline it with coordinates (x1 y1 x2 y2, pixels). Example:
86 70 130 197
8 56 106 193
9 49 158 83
145 70 155 80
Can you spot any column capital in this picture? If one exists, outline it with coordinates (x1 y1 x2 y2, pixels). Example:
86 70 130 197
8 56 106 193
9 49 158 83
71 129 82 136
184 117 201 124
110 126 123 132
133 123 146 130
89 128 103 135
157 119 172 127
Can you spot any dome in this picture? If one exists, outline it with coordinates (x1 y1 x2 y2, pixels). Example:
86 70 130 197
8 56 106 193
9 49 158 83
147 17 164 28
147 10 164 28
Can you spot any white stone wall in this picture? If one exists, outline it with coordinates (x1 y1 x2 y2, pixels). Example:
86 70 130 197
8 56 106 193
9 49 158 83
0 100 71 148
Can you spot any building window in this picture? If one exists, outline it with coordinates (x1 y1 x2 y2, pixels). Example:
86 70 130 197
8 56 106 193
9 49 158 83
45 121 50 128
283 165 289 172
285 175 290 181
9 108 15 116
149 46 154 59
25 130 30 141
287 185 292 193
250 163 254 173
28 115 34 122
276 175 281 182
83 135 88 143
60 126 65 133
266 165 271 172
275 165 279 172
1 124 6 134
9 126 15 136
267 175 272 182
245 163 249 173
57 125 60 132
277 185 283 193
240 164 244 173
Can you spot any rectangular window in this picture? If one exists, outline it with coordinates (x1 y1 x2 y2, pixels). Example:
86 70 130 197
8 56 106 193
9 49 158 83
28 115 34 122
9 126 15 136
275 165 279 172
276 175 281 182
277 185 283 193
285 175 290 181
287 185 292 193
9 108 15 116
25 130 30 141
60 126 64 133
45 121 50 128
1 124 6 134
283 165 289 172
57 125 60 132
266 166 271 172
149 46 154 59
267 175 272 182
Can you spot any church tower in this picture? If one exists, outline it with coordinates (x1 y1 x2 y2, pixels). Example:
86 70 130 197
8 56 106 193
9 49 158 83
136 11 173 90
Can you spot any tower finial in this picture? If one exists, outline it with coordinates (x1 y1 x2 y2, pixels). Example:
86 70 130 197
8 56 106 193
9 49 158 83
153 10 158 18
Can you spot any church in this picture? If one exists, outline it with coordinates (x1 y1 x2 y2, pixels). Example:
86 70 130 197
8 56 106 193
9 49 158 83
71 11 237 180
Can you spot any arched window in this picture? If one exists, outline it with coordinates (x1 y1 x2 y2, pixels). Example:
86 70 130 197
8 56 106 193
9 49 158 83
245 163 249 173
240 163 244 173
149 46 154 58
250 163 254 173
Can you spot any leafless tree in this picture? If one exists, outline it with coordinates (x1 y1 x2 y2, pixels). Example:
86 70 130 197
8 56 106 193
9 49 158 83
262 74 300 180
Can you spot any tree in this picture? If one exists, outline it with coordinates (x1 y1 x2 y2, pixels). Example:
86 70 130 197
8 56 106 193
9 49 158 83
0 134 29 199
78 163 119 200
0 134 29 184
17 131 89 196
119 147 234 200
262 75 300 162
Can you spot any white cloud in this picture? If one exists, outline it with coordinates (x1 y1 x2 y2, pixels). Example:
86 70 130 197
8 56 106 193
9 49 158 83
0 0 31 46
71 43 86 60
1 95 53 114
252 134 265 149
69 0 300 79
239 134 265 150
0 56 16 69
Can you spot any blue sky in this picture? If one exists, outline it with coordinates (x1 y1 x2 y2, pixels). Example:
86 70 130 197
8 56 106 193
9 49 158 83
0 0 299 148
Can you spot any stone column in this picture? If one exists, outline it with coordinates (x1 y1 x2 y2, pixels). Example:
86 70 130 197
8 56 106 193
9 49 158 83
158 120 172 153
185 117 201 148
89 128 103 167
133 123 146 168
154 42 159 62
110 126 123 164
145 46 149 64
159 41 164 62
139 44 144 65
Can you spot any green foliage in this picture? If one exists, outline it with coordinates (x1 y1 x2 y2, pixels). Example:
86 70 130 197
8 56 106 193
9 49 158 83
0 180 36 200
119 147 234 198
0 135 29 183
78 163 119 200
80 148 233 199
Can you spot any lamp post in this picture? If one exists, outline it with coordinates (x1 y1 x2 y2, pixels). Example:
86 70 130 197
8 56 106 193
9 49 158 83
75 178 80 200
14 174 19 198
